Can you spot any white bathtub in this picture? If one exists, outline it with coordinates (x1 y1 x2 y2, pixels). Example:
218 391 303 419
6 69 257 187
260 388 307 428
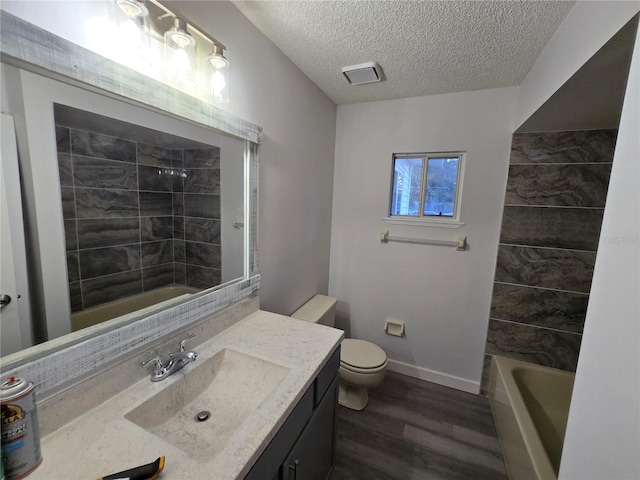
488 356 575 480
71 285 200 331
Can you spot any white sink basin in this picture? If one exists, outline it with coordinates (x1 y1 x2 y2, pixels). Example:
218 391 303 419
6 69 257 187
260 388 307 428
125 348 290 461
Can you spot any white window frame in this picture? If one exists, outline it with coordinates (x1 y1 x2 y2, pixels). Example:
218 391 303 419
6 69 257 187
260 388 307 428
384 151 466 229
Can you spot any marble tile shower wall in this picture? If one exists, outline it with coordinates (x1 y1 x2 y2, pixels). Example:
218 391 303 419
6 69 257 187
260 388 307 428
484 130 617 377
174 148 223 289
56 125 221 313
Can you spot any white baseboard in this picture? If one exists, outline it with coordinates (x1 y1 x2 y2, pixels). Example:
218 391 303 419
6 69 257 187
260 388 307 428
386 359 480 395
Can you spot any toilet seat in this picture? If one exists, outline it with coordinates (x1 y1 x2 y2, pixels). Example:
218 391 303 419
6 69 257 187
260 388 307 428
340 339 387 371
340 360 387 375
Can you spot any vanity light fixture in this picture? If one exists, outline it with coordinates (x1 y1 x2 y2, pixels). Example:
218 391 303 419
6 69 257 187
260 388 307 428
116 0 149 18
110 0 231 99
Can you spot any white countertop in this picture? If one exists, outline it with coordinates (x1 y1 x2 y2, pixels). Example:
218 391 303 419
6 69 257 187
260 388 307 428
29 310 343 480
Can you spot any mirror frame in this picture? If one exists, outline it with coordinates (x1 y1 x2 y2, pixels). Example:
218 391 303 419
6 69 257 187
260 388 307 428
0 11 260 390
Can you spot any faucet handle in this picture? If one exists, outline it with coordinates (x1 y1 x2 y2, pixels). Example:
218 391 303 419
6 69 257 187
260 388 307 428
178 333 196 352
142 355 164 375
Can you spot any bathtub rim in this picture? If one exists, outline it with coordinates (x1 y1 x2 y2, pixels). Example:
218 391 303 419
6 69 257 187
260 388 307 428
490 356 574 480
71 285 202 331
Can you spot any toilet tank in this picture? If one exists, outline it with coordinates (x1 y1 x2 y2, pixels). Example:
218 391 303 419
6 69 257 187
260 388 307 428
291 295 337 327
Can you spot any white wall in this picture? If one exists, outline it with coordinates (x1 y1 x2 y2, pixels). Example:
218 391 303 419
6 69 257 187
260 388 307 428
1 1 338 316
329 88 518 392
559 24 640 480
515 1 640 129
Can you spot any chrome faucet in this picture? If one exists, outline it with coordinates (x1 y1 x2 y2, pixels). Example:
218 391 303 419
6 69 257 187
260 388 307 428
142 334 198 382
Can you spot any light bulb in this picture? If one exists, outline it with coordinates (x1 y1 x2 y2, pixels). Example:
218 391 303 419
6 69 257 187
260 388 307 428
118 18 141 46
211 70 226 97
171 48 191 76
208 44 228 69
209 54 228 69
164 18 193 49
168 31 192 48
116 0 148 18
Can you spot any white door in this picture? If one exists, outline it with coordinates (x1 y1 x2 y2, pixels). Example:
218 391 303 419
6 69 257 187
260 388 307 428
1 113 32 354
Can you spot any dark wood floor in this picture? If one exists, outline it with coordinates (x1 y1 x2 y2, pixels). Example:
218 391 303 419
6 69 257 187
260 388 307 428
332 372 508 480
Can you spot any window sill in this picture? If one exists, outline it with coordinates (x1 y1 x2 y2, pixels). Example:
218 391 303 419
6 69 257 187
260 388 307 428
382 217 466 229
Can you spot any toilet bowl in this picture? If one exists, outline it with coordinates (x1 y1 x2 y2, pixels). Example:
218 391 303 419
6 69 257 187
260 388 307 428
291 295 388 411
338 338 387 410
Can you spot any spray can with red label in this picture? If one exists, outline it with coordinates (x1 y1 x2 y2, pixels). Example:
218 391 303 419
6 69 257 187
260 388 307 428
0 377 42 480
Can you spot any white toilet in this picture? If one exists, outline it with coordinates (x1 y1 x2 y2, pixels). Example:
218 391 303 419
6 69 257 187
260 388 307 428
291 294 387 411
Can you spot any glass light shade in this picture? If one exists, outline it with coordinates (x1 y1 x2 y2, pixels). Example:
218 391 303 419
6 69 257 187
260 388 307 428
86 1 154 76
208 45 229 103
164 18 197 88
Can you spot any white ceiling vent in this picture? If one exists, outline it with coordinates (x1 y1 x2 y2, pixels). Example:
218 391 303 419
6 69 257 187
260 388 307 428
342 62 383 85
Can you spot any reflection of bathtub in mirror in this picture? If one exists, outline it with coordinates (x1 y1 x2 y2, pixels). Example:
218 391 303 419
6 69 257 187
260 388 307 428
71 285 201 331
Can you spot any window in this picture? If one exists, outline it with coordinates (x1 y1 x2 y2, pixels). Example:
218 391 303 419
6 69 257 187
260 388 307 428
389 152 465 223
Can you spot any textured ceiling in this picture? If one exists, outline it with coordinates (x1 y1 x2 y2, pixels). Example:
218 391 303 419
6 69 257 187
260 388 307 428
233 1 575 105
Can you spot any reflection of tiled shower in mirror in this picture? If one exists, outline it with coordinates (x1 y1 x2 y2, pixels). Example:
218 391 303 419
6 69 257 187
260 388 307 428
54 104 222 330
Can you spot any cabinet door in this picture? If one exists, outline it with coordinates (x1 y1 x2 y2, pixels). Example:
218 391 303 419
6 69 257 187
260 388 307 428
245 386 314 480
283 375 338 480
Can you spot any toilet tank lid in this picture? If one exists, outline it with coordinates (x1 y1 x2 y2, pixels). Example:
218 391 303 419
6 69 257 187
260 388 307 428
291 294 337 322
341 339 387 369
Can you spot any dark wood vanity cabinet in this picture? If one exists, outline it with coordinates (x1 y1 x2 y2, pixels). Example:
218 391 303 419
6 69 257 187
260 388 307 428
282 375 338 480
245 347 341 480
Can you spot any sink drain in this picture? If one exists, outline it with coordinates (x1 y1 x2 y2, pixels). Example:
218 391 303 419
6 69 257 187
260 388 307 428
195 411 211 422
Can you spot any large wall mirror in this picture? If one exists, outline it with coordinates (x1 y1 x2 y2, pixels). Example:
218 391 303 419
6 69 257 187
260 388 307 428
0 10 260 371
52 104 245 332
